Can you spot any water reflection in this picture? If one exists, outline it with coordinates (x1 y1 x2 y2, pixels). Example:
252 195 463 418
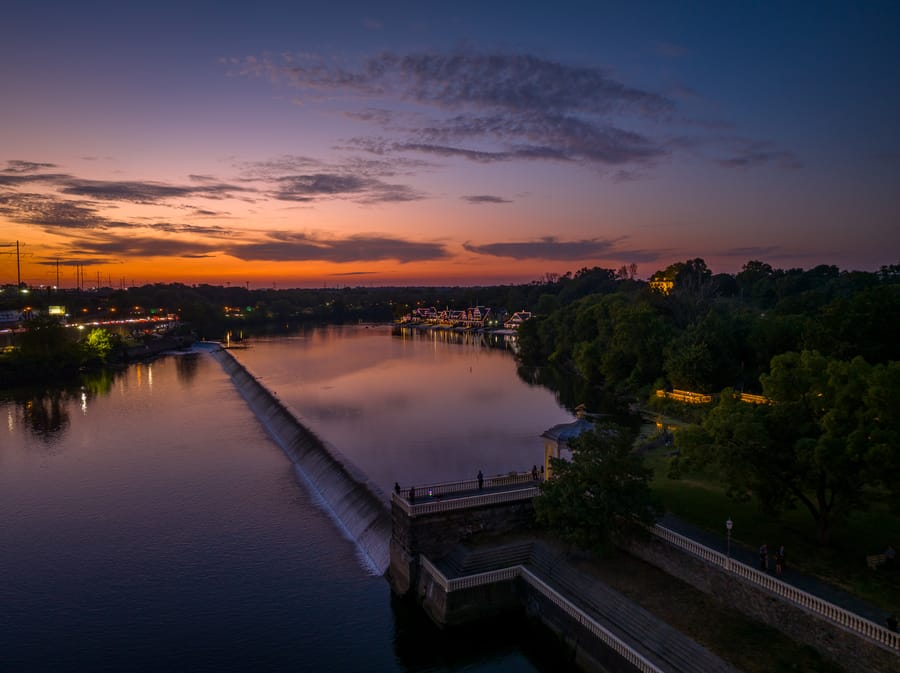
393 325 519 353
2 368 126 443
174 352 201 384
234 325 575 496
516 363 638 429
21 389 71 440
81 368 117 397
1 352 558 673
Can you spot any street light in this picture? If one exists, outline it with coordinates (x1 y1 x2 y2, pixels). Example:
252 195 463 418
726 517 733 561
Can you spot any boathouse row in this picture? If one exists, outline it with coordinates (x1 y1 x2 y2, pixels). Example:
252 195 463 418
388 475 899 673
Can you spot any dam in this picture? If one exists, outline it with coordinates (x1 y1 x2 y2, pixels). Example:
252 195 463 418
206 343 393 574
206 339 900 673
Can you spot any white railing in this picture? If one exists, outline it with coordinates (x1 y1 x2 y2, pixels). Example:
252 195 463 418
393 486 540 517
421 556 522 592
396 471 539 501
402 480 899 652
418 555 665 673
651 525 900 652
519 567 666 673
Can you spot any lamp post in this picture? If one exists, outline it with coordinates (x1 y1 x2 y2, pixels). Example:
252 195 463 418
726 518 733 565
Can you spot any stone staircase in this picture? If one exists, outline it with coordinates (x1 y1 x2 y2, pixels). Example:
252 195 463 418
527 543 739 673
434 540 741 673
437 540 534 576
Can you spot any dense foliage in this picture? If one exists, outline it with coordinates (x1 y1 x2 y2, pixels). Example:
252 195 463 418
518 260 900 395
519 258 899 545
675 352 900 543
534 426 660 554
0 319 118 385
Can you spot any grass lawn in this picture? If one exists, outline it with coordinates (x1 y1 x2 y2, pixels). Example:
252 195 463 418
643 444 900 614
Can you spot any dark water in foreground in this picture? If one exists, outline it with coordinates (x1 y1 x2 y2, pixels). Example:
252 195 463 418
0 329 576 673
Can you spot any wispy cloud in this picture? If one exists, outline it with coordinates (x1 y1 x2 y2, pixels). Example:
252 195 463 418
239 155 427 203
236 48 802 176
462 194 511 204
59 178 254 203
2 160 58 173
0 191 111 229
66 233 220 259
228 231 448 263
237 49 672 169
715 140 802 170
0 190 235 240
270 172 423 203
463 237 620 261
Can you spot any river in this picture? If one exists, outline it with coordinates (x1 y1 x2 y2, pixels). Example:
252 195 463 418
0 326 577 672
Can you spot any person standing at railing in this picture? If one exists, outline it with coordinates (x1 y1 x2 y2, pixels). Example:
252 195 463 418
531 464 538 480
759 543 769 571
477 470 484 490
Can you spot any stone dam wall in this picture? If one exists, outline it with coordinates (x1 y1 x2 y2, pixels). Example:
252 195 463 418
208 345 392 575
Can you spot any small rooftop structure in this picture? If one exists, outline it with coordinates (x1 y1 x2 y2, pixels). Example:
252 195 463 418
540 405 596 478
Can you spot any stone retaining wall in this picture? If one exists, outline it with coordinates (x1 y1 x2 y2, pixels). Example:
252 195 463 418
621 533 899 673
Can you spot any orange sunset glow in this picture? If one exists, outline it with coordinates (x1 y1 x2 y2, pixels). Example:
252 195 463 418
3 3 898 289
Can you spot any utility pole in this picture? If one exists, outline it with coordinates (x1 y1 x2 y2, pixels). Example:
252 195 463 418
56 258 60 290
16 240 21 291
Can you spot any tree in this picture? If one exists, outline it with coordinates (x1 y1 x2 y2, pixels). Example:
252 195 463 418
676 350 899 544
83 328 116 362
534 426 659 554
17 315 76 360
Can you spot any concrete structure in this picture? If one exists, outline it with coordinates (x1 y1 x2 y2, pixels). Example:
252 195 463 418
389 473 539 596
390 477 899 673
540 413 594 478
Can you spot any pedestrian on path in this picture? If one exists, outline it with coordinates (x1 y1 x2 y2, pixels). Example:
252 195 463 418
477 470 484 490
775 544 786 576
759 543 768 571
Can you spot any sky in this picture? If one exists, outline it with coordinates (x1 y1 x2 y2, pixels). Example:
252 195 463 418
1 1 898 289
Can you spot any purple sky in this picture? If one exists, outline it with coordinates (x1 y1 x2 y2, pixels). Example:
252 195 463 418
2 1 898 288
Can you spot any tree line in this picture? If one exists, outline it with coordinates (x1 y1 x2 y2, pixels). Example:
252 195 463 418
518 259 900 545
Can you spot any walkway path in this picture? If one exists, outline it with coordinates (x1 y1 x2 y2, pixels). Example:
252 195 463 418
659 512 890 626
401 474 892 629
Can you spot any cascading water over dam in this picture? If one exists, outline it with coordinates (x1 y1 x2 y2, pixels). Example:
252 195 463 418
205 344 392 574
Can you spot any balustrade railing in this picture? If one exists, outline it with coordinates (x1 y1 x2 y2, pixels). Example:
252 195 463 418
401 476 899 652
393 486 540 516
396 471 539 501
518 567 666 673
651 525 900 651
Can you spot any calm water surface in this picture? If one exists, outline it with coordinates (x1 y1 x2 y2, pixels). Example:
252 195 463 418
1 328 576 672
234 325 574 494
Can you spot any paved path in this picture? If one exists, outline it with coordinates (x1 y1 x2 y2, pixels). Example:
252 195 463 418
659 512 890 625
